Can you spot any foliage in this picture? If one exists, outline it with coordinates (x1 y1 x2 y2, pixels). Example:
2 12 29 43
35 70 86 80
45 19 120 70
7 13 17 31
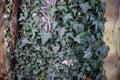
6 0 109 80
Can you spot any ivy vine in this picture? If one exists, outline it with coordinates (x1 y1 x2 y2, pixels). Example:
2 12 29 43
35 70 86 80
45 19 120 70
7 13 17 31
6 0 109 80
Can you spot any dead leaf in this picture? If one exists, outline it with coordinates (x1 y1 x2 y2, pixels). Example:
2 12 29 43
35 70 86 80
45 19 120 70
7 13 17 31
22 3 27 9
83 74 90 80
62 59 74 66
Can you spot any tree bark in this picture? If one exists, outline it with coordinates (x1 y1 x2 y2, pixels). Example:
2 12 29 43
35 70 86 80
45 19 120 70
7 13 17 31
10 0 19 54
0 1 7 79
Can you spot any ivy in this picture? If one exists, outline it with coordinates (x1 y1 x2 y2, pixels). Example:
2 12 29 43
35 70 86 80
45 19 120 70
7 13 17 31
6 0 109 80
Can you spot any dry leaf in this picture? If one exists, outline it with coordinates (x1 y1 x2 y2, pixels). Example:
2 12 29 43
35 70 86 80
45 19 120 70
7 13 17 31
62 59 74 66
83 74 90 80
22 3 27 9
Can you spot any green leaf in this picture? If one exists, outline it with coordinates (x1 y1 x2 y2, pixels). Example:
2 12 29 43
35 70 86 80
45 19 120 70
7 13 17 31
98 45 109 58
52 21 58 29
49 7 57 17
83 50 92 59
80 2 91 14
99 22 104 31
40 31 52 45
24 10 28 19
61 39 66 47
19 16 25 21
31 29 37 39
101 2 106 13
59 28 66 39
74 35 81 44
90 0 98 7
57 51 65 59
92 21 98 31
72 23 84 33
90 61 97 71
63 13 73 24
95 73 102 80
52 43 60 53
68 0 72 4
7 0 109 79
72 9 77 16
66 32 73 38
57 5 67 11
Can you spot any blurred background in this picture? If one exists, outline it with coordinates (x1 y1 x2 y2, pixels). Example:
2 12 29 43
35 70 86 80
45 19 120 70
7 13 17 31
0 0 120 80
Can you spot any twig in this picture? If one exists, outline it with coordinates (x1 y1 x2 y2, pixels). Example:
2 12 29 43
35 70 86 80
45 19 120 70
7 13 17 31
40 10 52 20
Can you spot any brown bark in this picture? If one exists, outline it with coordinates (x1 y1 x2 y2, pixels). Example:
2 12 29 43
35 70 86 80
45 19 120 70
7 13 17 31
10 0 19 54
0 0 7 79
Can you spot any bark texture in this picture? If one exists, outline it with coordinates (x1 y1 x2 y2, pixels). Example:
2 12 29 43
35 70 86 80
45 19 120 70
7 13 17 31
10 0 19 54
0 1 7 80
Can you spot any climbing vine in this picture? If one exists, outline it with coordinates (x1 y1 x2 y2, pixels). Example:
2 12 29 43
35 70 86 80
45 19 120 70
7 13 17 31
6 0 109 80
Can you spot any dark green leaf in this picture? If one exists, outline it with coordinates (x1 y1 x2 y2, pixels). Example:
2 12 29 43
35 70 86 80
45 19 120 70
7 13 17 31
80 2 91 14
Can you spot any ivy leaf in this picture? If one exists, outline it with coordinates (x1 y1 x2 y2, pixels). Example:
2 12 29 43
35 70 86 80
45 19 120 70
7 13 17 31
86 12 95 21
92 21 98 31
52 43 60 53
89 60 98 70
21 38 32 46
68 0 72 4
98 45 109 58
99 22 104 31
24 10 28 19
34 45 40 51
19 16 25 21
33 0 39 5
96 33 102 39
72 23 84 33
74 35 81 44
52 20 58 29
18 74 23 80
83 50 92 59
63 13 73 24
72 9 77 16
57 5 67 11
95 74 102 80
61 39 66 47
49 7 57 17
90 0 97 7
57 51 65 59
66 32 73 38
59 28 66 39
101 2 106 13
80 2 91 14
31 29 37 39
40 31 52 45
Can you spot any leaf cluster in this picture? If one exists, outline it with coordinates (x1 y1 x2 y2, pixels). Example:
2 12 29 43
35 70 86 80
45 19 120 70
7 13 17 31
6 0 109 80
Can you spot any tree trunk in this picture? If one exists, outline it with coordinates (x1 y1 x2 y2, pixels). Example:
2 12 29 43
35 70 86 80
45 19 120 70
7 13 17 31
0 1 7 80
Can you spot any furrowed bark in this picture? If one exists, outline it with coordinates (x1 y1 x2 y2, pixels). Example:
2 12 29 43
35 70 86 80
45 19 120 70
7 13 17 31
0 0 8 80
9 0 19 79
10 0 19 54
